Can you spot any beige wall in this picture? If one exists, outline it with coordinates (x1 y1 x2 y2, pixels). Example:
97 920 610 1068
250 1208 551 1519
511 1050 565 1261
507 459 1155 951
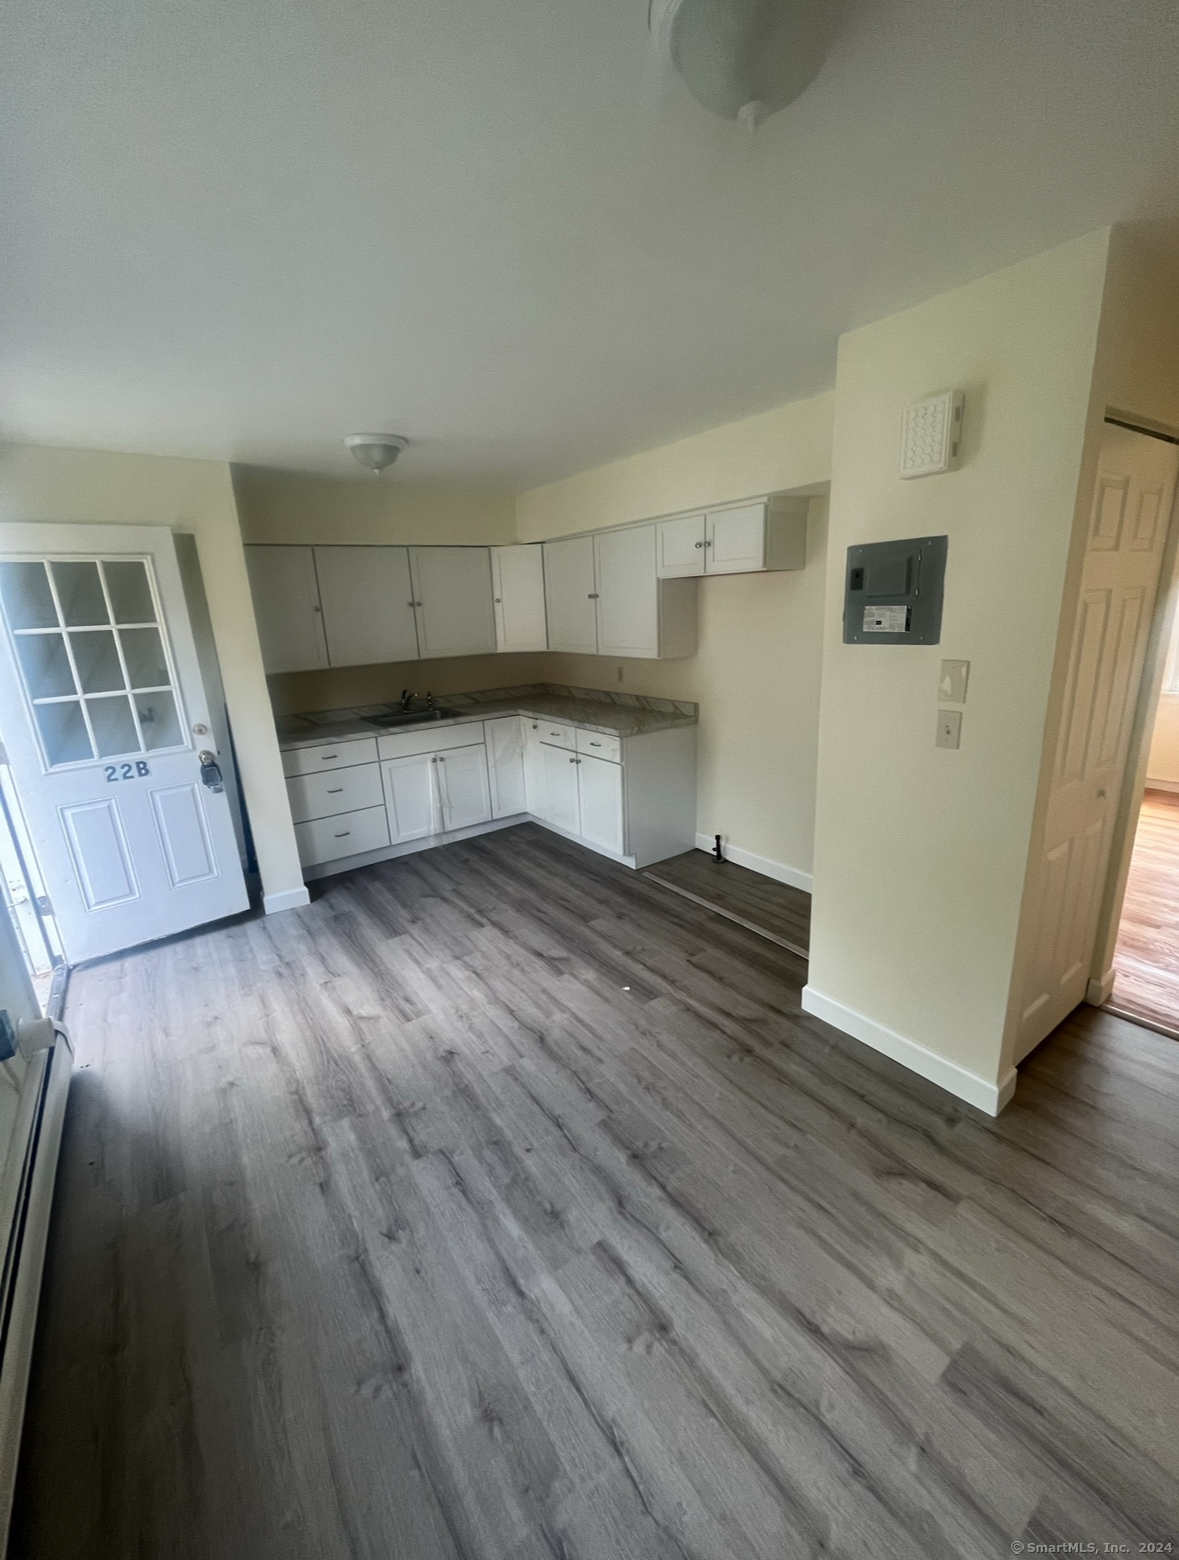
234 467 516 547
806 230 1113 1095
268 651 551 717
517 393 833 542
515 393 834 879
1146 697 1179 784
0 443 305 909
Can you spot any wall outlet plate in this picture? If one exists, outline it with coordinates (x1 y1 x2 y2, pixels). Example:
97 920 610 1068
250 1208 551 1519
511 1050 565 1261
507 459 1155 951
938 659 970 704
936 709 963 749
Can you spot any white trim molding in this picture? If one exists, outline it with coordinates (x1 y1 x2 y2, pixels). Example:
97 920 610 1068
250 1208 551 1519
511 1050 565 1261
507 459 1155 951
1086 968 1117 1006
1144 776 1179 793
694 835 812 893
800 985 1017 1116
263 885 312 915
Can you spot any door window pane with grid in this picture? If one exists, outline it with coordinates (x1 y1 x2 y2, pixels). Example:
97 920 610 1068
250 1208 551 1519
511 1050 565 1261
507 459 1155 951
0 558 184 768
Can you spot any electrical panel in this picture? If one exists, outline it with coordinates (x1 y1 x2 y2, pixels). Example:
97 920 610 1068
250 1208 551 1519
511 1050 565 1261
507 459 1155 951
843 535 947 645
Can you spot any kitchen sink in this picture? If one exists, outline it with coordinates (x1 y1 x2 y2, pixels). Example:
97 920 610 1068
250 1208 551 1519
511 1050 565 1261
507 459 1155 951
363 708 458 728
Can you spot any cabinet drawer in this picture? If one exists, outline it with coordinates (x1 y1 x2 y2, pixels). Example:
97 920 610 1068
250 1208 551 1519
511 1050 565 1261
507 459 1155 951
294 805 390 867
286 762 383 823
376 723 484 761
534 719 575 750
282 737 378 778
575 729 621 764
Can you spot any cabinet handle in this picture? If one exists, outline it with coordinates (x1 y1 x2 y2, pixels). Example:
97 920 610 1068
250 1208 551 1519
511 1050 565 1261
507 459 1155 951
588 593 599 599
327 787 343 794
320 754 338 760
334 831 350 839
590 742 601 747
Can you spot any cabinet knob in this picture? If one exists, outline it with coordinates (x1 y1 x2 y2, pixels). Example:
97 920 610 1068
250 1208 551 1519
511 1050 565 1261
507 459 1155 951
312 604 322 612
694 541 703 548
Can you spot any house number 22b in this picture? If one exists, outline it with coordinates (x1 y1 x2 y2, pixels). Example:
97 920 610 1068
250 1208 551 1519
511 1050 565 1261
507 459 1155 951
104 761 152 782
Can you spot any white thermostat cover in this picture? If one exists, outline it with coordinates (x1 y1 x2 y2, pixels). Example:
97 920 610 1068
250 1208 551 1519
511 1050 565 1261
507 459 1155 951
900 390 964 478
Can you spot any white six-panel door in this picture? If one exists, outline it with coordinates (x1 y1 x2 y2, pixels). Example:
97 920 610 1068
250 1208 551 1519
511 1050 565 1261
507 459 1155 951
1016 424 1179 1059
0 524 248 963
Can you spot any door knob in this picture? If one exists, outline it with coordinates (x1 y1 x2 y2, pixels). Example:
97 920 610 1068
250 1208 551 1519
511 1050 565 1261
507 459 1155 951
198 751 224 793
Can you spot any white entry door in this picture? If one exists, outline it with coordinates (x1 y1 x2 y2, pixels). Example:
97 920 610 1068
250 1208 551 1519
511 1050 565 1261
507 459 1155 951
1016 424 1179 1059
0 524 248 963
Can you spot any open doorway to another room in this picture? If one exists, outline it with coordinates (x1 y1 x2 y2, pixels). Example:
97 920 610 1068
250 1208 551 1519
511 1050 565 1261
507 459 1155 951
1109 609 1179 1036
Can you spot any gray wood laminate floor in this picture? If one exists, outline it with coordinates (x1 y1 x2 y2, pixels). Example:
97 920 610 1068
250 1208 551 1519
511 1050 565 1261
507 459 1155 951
643 849 811 955
11 823 1179 1559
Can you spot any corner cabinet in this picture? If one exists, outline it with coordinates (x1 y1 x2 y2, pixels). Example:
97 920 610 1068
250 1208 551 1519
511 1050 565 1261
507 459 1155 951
491 546 547 652
655 496 808 578
543 525 696 660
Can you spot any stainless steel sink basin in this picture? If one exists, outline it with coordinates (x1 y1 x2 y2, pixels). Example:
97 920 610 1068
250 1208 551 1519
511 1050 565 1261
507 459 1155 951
363 708 458 728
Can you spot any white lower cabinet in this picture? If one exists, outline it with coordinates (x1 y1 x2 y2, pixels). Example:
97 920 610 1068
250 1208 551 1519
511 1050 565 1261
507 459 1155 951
382 752 438 843
539 742 581 834
485 717 527 818
435 744 492 831
294 805 390 866
288 712 696 878
575 753 624 855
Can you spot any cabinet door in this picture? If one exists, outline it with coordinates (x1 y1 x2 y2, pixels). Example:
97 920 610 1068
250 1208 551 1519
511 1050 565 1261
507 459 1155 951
408 548 496 659
656 515 706 578
485 717 526 818
382 753 438 843
313 546 419 667
705 503 766 574
540 743 580 834
492 546 547 652
577 754 625 856
435 744 492 831
523 721 547 816
594 525 659 658
542 536 597 654
244 545 328 674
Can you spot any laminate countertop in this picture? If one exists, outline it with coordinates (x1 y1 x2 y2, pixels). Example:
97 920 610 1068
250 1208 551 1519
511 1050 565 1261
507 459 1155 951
274 683 698 752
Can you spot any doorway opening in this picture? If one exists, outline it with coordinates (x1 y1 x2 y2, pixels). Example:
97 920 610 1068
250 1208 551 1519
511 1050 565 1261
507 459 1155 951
0 746 65 1011
1107 594 1179 1036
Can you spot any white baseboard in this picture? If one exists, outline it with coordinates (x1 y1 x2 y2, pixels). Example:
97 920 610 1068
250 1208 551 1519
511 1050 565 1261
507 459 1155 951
1145 776 1179 793
263 885 312 915
1086 968 1116 1006
800 985 1017 1116
694 835 812 893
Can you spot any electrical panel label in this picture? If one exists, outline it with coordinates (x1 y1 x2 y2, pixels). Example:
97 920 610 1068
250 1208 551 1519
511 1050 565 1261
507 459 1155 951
863 604 909 633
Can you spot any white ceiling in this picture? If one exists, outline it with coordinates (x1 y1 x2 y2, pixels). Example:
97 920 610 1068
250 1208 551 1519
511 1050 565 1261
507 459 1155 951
4 0 1179 486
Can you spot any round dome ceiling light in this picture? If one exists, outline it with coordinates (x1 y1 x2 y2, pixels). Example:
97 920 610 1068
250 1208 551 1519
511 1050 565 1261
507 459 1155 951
649 0 842 129
344 433 409 475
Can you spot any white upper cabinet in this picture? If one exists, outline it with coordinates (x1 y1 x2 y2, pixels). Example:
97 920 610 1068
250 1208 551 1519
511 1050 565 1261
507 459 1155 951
594 525 659 658
542 536 597 654
245 545 329 674
408 547 496 659
656 497 808 578
656 514 707 577
491 546 547 652
313 546 419 667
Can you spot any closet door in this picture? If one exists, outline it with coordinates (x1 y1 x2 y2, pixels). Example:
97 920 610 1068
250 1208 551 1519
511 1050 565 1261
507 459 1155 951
408 548 496 659
313 546 419 667
542 536 597 654
244 546 328 674
491 546 548 652
593 525 659 659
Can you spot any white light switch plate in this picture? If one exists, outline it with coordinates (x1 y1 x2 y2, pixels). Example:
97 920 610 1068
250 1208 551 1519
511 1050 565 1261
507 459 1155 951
939 659 970 704
936 710 963 750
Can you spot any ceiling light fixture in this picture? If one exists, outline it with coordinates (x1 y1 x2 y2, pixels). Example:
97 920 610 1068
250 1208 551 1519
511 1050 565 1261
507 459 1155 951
649 0 841 130
344 433 409 475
